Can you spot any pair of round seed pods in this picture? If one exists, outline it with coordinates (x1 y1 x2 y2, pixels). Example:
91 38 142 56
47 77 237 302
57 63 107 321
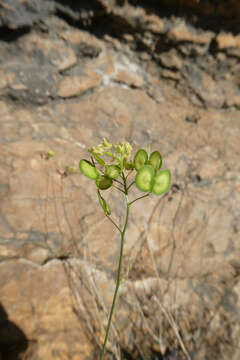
134 149 171 195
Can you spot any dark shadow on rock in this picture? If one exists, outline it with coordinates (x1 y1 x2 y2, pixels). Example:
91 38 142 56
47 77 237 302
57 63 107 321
0 26 30 42
0 303 28 360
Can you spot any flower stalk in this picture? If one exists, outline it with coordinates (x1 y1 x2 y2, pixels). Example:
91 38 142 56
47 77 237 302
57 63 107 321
78 138 171 358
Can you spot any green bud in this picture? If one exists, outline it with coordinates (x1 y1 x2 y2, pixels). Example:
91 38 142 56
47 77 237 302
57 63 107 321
102 138 112 149
89 146 104 156
89 150 105 166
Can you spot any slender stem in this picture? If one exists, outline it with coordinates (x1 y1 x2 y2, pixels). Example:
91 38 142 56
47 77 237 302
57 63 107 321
128 193 150 206
99 181 130 359
127 180 135 191
125 169 133 180
90 156 95 166
113 178 124 186
106 214 122 233
121 172 128 194
112 184 125 194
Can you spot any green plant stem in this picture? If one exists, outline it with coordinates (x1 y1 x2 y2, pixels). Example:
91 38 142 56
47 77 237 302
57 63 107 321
128 193 150 206
125 169 133 180
106 215 122 233
113 178 124 186
99 184 130 359
112 184 125 194
99 174 150 359
126 180 135 191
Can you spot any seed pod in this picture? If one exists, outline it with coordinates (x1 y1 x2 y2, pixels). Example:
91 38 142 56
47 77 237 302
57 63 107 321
148 151 162 171
79 159 100 180
96 175 113 190
135 165 155 192
152 170 171 195
133 149 148 171
97 190 111 215
105 165 121 179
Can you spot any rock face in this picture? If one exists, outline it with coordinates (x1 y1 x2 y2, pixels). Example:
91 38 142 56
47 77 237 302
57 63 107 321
0 1 240 360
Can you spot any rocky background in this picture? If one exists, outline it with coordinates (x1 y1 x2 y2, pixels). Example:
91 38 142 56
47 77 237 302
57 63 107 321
0 1 240 359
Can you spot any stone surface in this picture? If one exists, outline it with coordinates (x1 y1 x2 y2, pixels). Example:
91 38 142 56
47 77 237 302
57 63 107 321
0 3 240 360
57 70 102 98
216 32 240 49
112 69 144 87
167 23 214 45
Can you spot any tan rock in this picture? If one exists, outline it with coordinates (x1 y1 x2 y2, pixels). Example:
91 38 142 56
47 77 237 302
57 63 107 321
159 49 182 69
0 259 96 359
161 69 181 80
60 29 104 50
0 101 9 114
57 70 102 97
22 33 77 71
113 69 144 87
144 14 165 34
168 23 214 44
51 46 77 71
216 32 240 49
0 69 8 89
96 54 115 75
5 72 27 90
104 34 122 50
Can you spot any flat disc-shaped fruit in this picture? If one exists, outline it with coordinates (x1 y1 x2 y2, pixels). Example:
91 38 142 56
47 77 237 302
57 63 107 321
152 170 171 195
133 149 148 171
105 165 121 179
96 175 113 190
79 159 99 180
135 165 155 192
148 151 162 170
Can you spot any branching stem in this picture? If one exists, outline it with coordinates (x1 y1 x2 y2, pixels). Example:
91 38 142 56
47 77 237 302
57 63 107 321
129 193 150 206
127 180 135 191
99 176 130 359
112 184 125 194
106 215 122 233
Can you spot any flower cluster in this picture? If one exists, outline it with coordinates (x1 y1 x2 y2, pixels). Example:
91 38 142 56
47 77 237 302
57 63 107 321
79 138 171 197
88 138 133 171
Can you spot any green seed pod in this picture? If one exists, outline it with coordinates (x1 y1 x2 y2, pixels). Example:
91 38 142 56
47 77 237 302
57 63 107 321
148 151 162 171
105 165 121 179
135 165 155 192
79 159 100 180
97 190 111 215
133 149 148 171
96 175 113 190
152 170 171 195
